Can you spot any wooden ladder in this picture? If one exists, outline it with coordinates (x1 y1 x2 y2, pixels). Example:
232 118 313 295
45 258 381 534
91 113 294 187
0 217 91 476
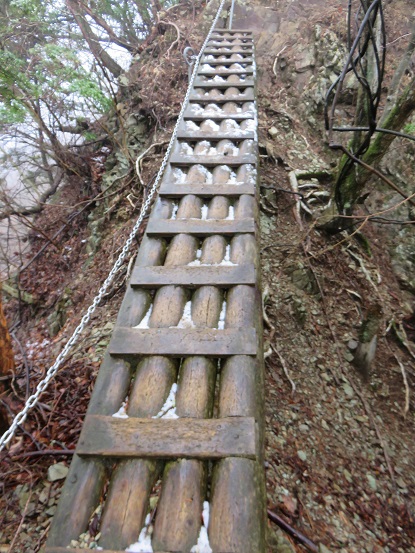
45 28 265 553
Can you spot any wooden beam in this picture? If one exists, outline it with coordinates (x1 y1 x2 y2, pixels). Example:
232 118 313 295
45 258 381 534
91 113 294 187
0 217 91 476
170 153 256 166
130 264 256 288
158 182 255 196
77 416 257 459
109 327 257 357
146 218 255 236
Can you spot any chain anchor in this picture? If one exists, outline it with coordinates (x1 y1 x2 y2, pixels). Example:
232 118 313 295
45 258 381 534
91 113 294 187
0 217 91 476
183 46 197 83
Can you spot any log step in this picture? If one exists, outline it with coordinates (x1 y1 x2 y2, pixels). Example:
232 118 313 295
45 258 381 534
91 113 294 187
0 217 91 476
146 218 255 236
170 153 256 165
130 264 256 288
201 58 254 65
158 182 255 196
189 92 255 103
183 111 253 121
193 78 255 88
177 129 255 140
204 48 254 55
77 416 257 459
109 327 258 356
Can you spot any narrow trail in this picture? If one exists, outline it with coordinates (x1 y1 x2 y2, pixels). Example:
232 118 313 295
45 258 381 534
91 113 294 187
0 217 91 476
45 27 267 553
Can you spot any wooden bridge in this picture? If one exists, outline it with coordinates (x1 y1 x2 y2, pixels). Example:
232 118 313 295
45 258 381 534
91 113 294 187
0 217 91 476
45 28 265 553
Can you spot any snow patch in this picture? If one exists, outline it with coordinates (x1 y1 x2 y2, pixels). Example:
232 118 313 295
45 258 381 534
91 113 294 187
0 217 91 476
133 305 153 329
176 301 195 329
126 514 153 552
190 502 212 553
171 203 179 219
173 168 187 184
186 121 200 131
202 119 220 132
180 142 193 155
112 400 129 419
225 206 234 220
153 383 178 419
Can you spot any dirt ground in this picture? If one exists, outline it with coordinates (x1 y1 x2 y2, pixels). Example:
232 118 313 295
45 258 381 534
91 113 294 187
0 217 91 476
1 0 415 551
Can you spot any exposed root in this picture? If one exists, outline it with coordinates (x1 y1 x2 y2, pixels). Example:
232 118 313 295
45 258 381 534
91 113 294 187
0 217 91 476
393 353 410 419
271 343 296 394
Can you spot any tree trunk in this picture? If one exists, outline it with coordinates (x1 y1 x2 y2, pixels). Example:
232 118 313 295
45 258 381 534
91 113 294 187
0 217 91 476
337 77 415 212
66 0 123 78
0 283 14 375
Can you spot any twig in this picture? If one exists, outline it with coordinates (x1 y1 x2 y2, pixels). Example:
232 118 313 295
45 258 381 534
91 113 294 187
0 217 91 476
7 481 32 553
393 353 410 419
272 45 287 76
135 141 168 187
159 20 181 56
11 448 75 460
11 332 31 400
288 171 304 230
271 344 296 394
267 509 319 552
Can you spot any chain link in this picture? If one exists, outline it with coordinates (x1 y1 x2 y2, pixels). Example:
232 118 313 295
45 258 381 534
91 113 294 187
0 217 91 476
0 0 227 451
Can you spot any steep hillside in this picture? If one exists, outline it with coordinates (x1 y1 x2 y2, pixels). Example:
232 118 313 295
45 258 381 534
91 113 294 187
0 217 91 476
1 1 414 552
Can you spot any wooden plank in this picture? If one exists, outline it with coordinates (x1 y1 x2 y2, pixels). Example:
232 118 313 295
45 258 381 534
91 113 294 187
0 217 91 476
170 153 256 165
204 48 254 55
130 264 256 288
183 112 253 121
198 68 254 76
45 549 171 553
77 416 257 459
146 218 255 236
109 327 258 356
209 458 265 553
159 182 255 196
177 130 254 140
211 29 253 33
200 58 254 65
193 78 254 89
189 91 255 103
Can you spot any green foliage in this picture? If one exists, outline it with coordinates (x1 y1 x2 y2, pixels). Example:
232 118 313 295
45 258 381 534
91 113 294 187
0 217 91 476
403 122 415 134
69 78 112 113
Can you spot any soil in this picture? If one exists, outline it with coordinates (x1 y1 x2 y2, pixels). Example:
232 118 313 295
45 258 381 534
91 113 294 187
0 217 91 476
1 1 415 552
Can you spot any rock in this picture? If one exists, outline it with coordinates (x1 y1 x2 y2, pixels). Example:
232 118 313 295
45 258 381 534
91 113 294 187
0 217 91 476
268 126 279 138
343 469 352 483
297 450 307 461
299 424 309 433
396 477 407 489
295 50 315 72
343 383 354 397
319 545 332 553
366 473 377 491
48 462 69 482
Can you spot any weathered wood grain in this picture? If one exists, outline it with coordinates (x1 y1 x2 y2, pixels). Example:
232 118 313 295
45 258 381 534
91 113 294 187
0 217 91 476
158 183 255 196
230 234 257 265
170 153 255 166
146 218 255 236
109 327 258 357
46 455 106 547
219 355 258 418
164 234 199 266
209 458 264 553
200 234 227 265
131 265 256 288
193 78 255 89
77 416 257 459
148 285 190 328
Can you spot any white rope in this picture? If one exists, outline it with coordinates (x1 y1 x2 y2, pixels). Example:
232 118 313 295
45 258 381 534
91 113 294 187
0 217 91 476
0 0 228 451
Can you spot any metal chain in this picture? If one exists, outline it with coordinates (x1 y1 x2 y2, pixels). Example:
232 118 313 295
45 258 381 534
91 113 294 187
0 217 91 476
0 0 227 451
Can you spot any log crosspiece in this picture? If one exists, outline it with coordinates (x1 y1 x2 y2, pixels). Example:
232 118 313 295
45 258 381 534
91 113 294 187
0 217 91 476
46 28 265 553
